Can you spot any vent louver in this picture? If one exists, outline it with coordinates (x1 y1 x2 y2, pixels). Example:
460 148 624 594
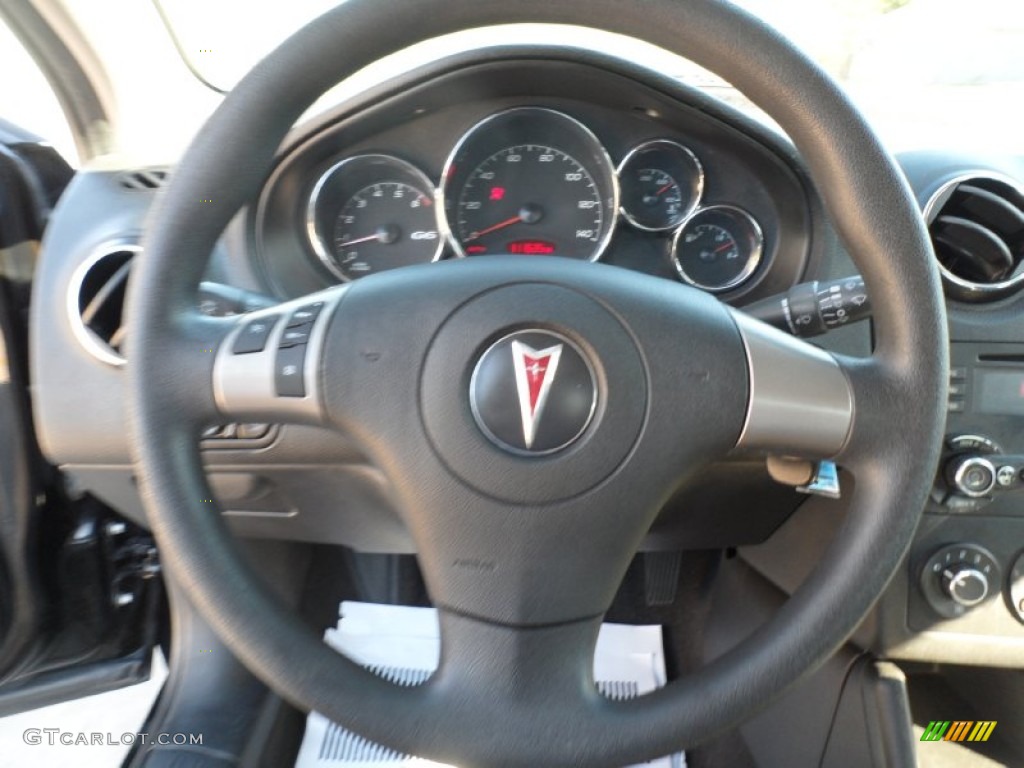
117 168 169 191
925 174 1024 302
68 242 141 366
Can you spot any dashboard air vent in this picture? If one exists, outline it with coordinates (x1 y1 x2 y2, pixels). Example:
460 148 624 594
68 242 141 366
925 174 1024 302
117 168 169 191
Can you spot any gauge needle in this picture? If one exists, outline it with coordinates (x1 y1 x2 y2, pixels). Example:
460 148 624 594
465 216 522 242
656 183 675 196
336 233 382 248
713 241 735 254
337 224 401 249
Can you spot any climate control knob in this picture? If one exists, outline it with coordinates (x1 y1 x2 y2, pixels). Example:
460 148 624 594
945 455 997 498
920 544 999 618
940 564 989 607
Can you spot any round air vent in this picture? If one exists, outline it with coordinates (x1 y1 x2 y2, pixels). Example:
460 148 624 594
924 174 1024 302
68 241 141 366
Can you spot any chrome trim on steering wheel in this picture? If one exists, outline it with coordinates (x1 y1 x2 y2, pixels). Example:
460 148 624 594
731 310 854 457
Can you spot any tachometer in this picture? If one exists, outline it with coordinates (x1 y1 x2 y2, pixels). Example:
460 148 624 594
307 154 441 282
440 108 618 261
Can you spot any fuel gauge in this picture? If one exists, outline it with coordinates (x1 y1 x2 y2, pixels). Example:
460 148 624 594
617 139 703 232
672 205 763 293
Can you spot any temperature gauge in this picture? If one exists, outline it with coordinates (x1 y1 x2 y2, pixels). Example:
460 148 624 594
617 139 703 232
671 205 763 293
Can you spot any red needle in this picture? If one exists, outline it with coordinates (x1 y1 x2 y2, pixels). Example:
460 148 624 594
465 216 521 242
713 241 735 254
336 233 381 248
656 183 674 196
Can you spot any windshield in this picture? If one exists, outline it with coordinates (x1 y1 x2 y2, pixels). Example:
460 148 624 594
56 0 1024 160
152 0 1024 153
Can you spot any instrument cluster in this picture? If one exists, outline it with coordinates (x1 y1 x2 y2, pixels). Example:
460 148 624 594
303 106 765 293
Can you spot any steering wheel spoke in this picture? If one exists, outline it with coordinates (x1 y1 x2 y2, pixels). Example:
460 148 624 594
212 287 347 427
731 310 854 459
428 610 604 727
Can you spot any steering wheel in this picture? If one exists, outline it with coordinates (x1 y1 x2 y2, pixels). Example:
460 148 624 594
126 0 946 765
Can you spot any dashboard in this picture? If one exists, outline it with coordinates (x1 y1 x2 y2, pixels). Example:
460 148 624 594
278 106 763 292
26 46 1024 667
252 54 817 304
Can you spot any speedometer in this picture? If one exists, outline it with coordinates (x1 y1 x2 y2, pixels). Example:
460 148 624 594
440 108 618 261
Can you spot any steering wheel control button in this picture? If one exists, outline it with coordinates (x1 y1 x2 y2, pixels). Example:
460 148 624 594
275 344 308 397
920 544 999 618
232 315 280 354
287 302 325 327
279 323 313 348
214 291 343 421
946 455 997 498
470 330 596 455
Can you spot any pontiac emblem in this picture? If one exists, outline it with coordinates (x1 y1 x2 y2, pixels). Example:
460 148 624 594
469 330 596 455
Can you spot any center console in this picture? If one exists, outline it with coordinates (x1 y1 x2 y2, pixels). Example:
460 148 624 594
909 341 1024 646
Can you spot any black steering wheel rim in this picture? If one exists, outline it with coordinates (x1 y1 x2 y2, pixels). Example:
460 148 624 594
126 1 947 765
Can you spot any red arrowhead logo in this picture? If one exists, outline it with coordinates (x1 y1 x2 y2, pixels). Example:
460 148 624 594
511 340 563 449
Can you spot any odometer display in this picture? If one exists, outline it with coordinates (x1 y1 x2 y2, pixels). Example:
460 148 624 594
507 240 556 255
441 108 618 261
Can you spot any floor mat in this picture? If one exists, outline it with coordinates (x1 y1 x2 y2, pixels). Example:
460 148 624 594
294 602 684 768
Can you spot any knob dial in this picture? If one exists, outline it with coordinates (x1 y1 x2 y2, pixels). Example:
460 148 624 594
940 565 989 607
945 455 997 498
920 544 999 618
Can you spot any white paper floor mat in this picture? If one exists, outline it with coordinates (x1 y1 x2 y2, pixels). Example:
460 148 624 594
295 602 685 768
